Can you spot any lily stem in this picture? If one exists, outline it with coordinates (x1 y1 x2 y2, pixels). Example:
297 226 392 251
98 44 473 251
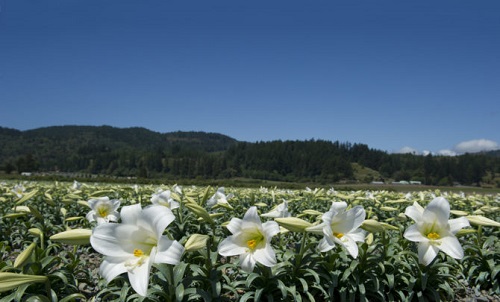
294 231 309 275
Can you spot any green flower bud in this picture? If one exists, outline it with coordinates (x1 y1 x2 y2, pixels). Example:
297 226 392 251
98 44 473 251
380 206 398 212
65 216 84 222
184 234 209 252
185 202 214 224
450 210 468 216
28 228 43 239
275 217 312 232
13 206 30 213
360 219 385 233
301 209 323 216
50 229 92 245
380 222 399 231
0 273 47 293
466 215 500 227
2 213 27 219
254 202 268 207
365 232 374 245
15 190 38 205
14 242 37 268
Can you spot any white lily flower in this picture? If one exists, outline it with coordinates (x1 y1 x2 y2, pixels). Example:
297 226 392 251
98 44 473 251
206 187 234 208
86 197 120 225
151 189 179 210
261 200 291 218
90 204 184 296
403 197 470 266
366 192 375 200
218 206 280 272
327 187 336 195
307 202 366 258
12 184 25 198
72 180 82 190
172 184 183 195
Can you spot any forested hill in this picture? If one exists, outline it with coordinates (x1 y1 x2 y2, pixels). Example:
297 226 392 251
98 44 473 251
1 125 499 186
0 125 237 175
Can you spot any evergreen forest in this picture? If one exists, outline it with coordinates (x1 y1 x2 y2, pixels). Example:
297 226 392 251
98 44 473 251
1 126 499 187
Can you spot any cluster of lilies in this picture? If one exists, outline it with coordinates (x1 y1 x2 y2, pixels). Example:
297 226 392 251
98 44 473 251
84 187 471 296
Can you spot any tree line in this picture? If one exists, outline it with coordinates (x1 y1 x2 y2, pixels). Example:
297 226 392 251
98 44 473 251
1 126 499 186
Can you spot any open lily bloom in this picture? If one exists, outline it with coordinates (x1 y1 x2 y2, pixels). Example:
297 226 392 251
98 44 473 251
172 184 183 195
404 197 470 266
307 202 366 258
90 204 184 296
206 187 234 208
86 197 120 225
218 206 280 272
72 180 82 190
12 184 25 198
261 200 291 218
151 189 179 210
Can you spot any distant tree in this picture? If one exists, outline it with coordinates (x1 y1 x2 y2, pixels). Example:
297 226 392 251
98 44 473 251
393 170 411 182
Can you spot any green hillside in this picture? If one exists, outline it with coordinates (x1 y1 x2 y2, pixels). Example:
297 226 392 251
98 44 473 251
1 125 499 187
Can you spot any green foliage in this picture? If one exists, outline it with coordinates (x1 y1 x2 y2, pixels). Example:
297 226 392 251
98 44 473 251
0 181 499 301
2 126 500 186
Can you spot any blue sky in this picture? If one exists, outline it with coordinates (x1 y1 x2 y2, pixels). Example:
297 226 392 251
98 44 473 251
1 0 499 155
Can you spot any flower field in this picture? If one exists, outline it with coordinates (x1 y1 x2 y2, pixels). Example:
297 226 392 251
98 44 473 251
1 181 499 301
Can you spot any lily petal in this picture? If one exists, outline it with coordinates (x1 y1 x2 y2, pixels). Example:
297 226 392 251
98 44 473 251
99 256 129 283
423 197 450 228
218 237 247 257
317 237 335 252
418 241 439 266
253 245 276 268
127 252 154 297
329 202 347 213
226 218 243 235
86 211 96 223
91 224 137 257
141 205 175 238
106 213 120 223
335 235 359 258
438 236 465 259
449 217 470 234
111 199 121 210
239 252 256 273
405 202 424 222
305 223 326 235
403 225 429 243
347 228 366 243
120 204 141 225
155 237 184 265
332 206 365 233
261 221 280 239
241 207 262 229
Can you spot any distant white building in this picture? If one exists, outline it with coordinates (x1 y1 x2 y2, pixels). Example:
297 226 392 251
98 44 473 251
410 181 422 185
392 180 409 185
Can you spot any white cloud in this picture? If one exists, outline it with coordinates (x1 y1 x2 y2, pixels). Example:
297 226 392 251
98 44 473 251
394 139 499 156
437 149 457 156
454 139 499 154
396 146 419 154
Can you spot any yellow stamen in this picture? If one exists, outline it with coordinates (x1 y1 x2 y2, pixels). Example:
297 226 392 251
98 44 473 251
427 232 440 240
125 249 148 271
247 239 257 250
133 249 144 257
97 206 109 217
334 232 344 239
